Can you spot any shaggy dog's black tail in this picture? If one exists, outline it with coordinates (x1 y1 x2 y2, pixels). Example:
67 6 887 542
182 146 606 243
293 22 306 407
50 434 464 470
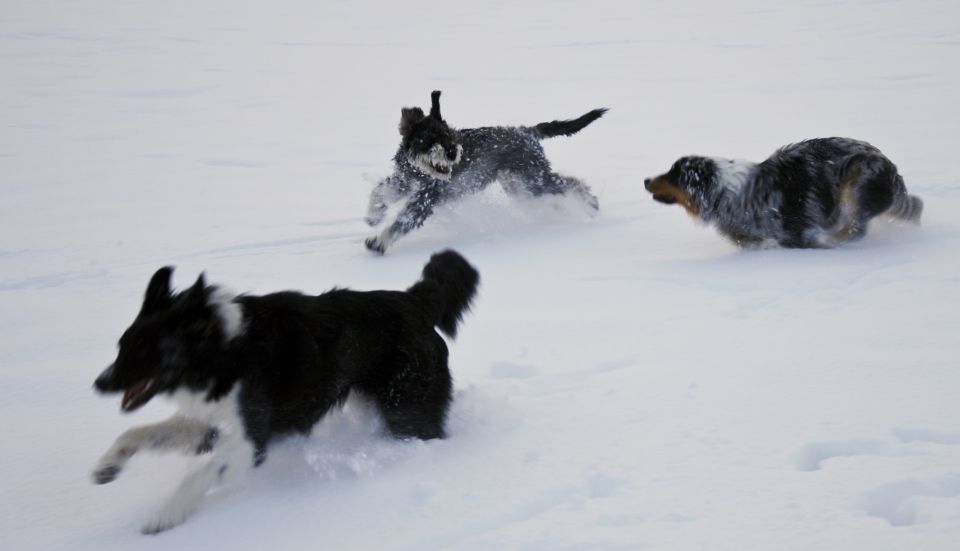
534 108 608 139
408 250 479 338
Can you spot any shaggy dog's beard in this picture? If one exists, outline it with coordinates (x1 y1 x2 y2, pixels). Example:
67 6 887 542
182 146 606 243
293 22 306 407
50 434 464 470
410 143 463 181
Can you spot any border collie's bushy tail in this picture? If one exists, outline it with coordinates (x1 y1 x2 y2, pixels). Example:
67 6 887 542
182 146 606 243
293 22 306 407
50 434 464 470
409 250 479 338
534 108 608 139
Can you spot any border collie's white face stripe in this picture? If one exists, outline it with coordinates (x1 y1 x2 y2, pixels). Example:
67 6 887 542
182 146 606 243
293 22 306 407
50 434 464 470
712 157 756 194
209 286 244 341
412 143 463 181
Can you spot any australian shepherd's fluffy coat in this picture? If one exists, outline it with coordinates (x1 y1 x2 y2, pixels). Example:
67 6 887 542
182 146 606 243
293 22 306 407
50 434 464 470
92 250 479 533
644 138 923 248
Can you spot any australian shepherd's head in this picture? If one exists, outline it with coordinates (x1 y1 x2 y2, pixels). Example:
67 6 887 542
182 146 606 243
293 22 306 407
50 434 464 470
397 90 463 181
93 267 243 412
643 156 721 217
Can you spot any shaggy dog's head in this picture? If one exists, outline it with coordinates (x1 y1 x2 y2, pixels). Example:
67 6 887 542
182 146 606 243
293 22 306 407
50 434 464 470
93 267 243 412
644 156 719 217
397 90 463 181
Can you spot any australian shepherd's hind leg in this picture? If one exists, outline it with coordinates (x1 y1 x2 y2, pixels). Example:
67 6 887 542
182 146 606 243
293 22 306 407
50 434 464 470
822 152 901 246
91 416 218 484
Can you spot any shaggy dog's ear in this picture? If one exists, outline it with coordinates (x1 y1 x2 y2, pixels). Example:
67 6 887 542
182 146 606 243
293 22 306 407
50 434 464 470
429 90 442 121
399 107 424 136
141 266 174 314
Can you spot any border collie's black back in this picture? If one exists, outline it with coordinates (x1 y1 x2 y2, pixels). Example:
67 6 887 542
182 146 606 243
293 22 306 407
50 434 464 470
233 251 479 456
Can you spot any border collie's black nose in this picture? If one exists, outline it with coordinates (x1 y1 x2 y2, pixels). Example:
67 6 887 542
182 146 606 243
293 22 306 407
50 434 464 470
446 149 458 161
94 364 120 392
643 178 652 189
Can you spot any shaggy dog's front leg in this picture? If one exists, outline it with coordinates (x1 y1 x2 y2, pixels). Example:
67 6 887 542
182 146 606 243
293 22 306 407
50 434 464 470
366 182 448 254
91 416 218 484
141 430 255 534
365 175 411 227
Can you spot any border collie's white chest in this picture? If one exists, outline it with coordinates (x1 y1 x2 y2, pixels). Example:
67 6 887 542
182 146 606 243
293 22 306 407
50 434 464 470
171 386 242 427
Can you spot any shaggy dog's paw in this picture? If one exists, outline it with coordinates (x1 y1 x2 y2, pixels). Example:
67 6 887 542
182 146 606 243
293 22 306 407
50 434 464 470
578 189 600 213
364 207 386 227
365 237 387 255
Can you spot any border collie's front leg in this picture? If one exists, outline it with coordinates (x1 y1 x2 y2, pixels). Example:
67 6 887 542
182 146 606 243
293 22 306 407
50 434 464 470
91 416 218 484
141 431 255 534
366 183 448 254
366 175 411 227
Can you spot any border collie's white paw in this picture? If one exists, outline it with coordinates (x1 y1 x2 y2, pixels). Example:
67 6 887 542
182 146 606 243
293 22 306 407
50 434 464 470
91 446 135 484
92 463 122 484
141 502 193 535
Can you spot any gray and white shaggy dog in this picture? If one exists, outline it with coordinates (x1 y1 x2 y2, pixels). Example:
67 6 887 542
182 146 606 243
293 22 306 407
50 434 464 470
644 138 923 248
365 91 606 253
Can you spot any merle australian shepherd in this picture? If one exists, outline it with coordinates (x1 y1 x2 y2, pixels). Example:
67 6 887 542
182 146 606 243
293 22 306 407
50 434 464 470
364 90 607 254
92 250 479 534
644 138 923 248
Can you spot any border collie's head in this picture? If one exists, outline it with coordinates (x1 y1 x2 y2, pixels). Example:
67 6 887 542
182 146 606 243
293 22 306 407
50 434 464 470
93 267 243 412
644 156 718 217
398 90 463 181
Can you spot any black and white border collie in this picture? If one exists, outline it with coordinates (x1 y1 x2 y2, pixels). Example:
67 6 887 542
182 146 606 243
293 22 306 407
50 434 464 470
644 138 923 248
92 250 479 534
364 90 607 254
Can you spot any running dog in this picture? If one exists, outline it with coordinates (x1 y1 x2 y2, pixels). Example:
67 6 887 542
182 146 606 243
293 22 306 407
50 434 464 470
91 250 479 533
644 138 923 248
365 90 606 253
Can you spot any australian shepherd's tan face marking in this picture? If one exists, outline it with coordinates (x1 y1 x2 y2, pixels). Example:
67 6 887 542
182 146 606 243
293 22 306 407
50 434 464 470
644 175 699 216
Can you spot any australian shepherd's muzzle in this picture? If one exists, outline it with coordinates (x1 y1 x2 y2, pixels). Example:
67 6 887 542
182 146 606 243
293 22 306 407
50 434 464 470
92 250 479 534
644 138 923 248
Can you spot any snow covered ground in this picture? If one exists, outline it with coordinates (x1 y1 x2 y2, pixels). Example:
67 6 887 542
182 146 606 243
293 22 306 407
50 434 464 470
2 0 959 549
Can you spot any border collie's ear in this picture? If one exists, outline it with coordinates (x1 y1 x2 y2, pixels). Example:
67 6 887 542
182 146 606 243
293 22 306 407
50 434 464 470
429 90 442 121
142 266 173 314
186 273 207 307
399 107 424 136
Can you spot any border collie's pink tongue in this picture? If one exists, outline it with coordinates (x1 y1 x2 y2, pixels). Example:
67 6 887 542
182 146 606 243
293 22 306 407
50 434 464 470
121 380 153 412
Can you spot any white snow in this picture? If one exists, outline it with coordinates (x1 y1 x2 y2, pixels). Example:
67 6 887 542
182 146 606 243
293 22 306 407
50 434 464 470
2 0 959 549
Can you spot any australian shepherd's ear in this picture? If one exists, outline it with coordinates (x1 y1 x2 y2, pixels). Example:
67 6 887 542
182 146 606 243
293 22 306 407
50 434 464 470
399 107 424 136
